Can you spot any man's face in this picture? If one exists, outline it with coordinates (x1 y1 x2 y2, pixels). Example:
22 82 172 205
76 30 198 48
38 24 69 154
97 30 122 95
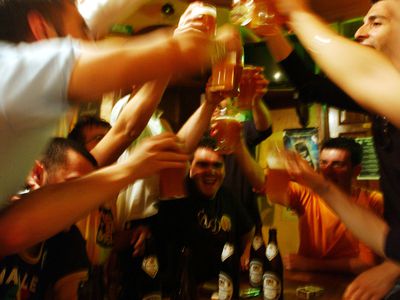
319 148 356 191
355 0 400 62
81 125 110 151
190 147 225 198
46 149 95 184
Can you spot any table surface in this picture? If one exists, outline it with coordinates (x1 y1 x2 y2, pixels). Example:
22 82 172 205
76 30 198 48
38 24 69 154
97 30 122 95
198 270 355 300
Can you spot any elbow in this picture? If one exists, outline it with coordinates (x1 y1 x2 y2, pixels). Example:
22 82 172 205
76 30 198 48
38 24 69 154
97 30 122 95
0 227 29 256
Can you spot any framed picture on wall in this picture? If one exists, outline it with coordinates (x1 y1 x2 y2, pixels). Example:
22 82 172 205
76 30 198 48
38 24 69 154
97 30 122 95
283 127 319 170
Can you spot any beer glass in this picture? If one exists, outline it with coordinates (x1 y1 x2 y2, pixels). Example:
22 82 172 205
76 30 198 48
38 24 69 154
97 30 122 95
211 106 242 155
265 144 290 204
209 51 243 98
236 65 260 110
159 165 188 200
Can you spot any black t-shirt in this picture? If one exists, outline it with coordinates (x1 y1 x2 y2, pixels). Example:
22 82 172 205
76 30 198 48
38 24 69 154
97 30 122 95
185 181 254 282
38 225 90 297
280 51 400 261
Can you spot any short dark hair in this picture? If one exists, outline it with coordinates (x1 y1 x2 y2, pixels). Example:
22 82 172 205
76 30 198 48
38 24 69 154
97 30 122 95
68 116 111 146
321 137 363 166
41 137 98 175
0 0 69 42
197 135 218 151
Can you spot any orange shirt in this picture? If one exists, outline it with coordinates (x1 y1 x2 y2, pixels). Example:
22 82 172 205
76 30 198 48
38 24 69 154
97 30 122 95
288 182 383 259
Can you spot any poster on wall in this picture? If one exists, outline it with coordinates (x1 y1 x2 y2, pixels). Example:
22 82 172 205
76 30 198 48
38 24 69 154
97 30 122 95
355 137 380 180
283 128 319 170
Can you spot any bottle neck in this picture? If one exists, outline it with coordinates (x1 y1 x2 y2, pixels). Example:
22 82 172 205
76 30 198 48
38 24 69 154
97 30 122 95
268 229 277 244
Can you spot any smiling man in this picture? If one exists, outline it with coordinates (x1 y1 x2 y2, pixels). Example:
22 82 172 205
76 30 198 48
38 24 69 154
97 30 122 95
180 137 254 289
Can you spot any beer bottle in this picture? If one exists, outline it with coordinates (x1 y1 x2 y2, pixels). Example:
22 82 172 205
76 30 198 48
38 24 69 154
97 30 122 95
140 236 162 300
249 225 265 289
172 246 196 300
219 231 240 300
263 228 283 300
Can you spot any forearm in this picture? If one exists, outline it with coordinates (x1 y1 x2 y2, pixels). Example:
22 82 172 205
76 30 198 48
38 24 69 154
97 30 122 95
234 140 265 191
299 256 375 274
251 100 272 131
288 10 400 127
92 77 170 166
314 181 389 259
177 101 217 153
0 163 135 256
263 30 293 62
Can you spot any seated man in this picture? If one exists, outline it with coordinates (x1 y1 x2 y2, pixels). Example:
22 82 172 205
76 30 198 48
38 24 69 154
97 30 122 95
185 137 254 284
0 138 97 299
266 137 383 274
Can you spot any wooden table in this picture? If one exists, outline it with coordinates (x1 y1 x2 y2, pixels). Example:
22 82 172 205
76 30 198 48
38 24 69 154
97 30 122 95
198 271 355 299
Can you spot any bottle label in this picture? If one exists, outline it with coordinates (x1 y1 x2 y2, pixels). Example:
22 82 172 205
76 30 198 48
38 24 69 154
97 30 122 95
266 243 277 261
219 271 233 300
142 255 159 278
221 243 234 262
249 259 263 287
263 272 281 300
252 236 263 251
142 292 162 300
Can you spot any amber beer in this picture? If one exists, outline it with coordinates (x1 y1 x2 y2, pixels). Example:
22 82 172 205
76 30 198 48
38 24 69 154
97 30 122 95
237 66 259 110
249 0 285 36
210 51 243 98
159 167 187 200
212 115 241 154
265 153 290 204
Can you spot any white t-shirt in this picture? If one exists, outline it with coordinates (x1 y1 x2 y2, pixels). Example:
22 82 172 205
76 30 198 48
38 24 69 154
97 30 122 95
110 96 164 229
0 38 80 209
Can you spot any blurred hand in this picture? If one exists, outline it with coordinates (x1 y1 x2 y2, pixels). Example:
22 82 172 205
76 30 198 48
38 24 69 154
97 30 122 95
241 243 251 271
127 132 189 180
344 262 400 300
205 77 226 106
253 69 269 104
130 225 151 257
284 151 326 192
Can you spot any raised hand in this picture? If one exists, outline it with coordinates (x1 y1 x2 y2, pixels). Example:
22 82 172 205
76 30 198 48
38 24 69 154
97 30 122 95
126 132 189 180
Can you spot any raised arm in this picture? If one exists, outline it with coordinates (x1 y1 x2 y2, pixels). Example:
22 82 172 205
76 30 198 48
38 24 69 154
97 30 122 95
270 0 400 127
0 133 188 256
91 77 170 166
285 152 389 260
251 71 272 132
68 25 241 104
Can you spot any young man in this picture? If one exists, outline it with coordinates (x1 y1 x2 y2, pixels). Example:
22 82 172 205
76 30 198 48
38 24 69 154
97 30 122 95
266 138 383 274
257 0 400 297
0 138 96 299
0 0 239 256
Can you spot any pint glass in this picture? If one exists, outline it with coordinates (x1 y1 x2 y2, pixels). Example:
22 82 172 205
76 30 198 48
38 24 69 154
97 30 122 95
236 66 260 110
209 51 243 98
265 146 290 204
211 111 242 155
159 167 188 200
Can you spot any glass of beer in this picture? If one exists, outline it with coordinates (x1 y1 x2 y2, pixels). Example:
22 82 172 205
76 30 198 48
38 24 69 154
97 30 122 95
265 144 290 204
209 51 243 98
249 0 285 35
211 106 242 155
236 65 260 110
159 166 188 200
